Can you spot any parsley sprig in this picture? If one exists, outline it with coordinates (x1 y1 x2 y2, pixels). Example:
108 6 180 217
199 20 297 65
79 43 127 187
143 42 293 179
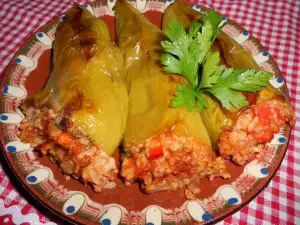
161 10 272 111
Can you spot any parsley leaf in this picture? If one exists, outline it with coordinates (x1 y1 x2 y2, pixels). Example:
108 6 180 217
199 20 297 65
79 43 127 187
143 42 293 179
161 9 271 112
194 21 213 64
161 13 223 90
206 68 272 110
208 87 248 110
189 20 202 38
161 19 199 88
199 51 224 89
164 19 186 42
203 9 224 41
231 70 272 92
171 84 208 112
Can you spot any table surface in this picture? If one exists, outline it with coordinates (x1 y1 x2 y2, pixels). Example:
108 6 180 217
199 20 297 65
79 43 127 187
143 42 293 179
0 0 299 224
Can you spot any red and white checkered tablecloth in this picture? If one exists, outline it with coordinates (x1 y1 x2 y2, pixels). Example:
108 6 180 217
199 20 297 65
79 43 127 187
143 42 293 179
0 0 299 224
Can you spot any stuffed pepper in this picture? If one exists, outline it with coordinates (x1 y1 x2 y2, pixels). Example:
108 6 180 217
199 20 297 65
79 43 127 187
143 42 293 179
115 0 229 198
162 1 295 165
20 5 128 191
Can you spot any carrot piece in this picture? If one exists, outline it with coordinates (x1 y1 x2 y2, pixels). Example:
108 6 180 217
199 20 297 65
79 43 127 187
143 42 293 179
149 147 164 160
57 132 72 146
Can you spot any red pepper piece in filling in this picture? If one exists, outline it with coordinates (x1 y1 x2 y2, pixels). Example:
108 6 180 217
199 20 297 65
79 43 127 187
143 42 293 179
274 107 283 121
39 141 52 155
257 102 284 126
149 147 164 160
257 103 272 125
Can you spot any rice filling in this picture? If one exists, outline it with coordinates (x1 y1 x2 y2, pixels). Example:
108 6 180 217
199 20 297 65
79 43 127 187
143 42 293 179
121 131 230 199
20 106 118 192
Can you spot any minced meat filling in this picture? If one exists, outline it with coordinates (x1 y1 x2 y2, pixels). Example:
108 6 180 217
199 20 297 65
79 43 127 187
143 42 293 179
218 99 295 165
20 107 117 192
121 131 230 199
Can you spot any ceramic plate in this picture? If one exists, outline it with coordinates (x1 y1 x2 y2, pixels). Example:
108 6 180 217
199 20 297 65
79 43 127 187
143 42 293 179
0 1 292 224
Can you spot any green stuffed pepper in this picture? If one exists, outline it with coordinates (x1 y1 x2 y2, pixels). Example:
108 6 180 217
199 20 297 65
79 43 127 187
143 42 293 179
20 5 128 191
162 1 295 165
115 0 229 198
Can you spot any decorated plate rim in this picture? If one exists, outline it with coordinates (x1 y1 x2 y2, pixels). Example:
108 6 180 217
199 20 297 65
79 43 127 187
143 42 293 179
0 1 292 224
